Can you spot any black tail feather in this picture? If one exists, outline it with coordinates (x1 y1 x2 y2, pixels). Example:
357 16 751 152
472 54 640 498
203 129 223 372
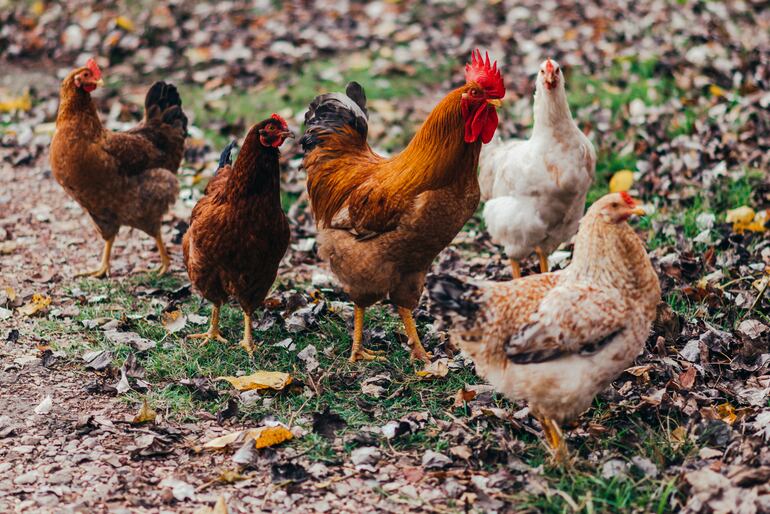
145 81 188 135
426 273 481 330
299 81 368 152
216 140 238 173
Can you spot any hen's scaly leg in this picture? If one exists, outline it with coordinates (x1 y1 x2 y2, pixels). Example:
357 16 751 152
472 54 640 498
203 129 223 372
349 306 386 363
76 237 114 278
510 259 522 279
187 305 228 344
239 311 256 356
397 306 432 364
535 246 549 274
538 416 569 465
134 233 171 275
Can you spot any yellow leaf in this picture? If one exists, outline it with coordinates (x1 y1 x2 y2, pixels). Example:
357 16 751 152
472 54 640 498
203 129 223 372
203 425 293 450
726 206 767 233
195 496 229 514
131 399 157 424
31 1 45 16
115 16 135 31
217 371 291 391
715 402 737 425
17 294 51 317
709 85 726 97
253 425 293 449
670 425 687 447
609 170 634 193
0 91 31 113
4 287 16 302
415 358 449 379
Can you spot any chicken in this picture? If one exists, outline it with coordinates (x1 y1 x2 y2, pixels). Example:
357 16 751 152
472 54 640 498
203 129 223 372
478 59 595 278
300 50 505 364
183 115 293 355
428 193 660 460
50 58 187 277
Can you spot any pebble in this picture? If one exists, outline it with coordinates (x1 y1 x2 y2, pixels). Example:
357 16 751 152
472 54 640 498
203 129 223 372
14 470 39 485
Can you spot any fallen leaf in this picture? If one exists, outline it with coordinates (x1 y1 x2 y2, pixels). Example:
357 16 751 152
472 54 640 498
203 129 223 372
726 206 767 233
0 91 31 113
609 170 634 193
17 294 51 317
715 402 737 426
115 16 135 31
203 425 293 450
415 358 448 378
217 371 291 391
34 395 52 415
161 309 187 333
132 399 157 424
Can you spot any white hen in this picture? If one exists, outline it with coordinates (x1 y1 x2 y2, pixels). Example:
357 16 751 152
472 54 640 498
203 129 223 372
479 59 596 277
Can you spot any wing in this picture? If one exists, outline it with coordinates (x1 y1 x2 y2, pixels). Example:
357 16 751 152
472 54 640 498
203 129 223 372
504 284 627 364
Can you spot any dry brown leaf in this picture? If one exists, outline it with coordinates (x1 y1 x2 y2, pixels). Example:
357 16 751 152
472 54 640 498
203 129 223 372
217 371 292 391
161 309 187 333
131 399 157 424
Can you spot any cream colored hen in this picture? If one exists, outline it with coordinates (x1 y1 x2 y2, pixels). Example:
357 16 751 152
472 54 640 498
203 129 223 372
428 193 660 460
479 59 595 277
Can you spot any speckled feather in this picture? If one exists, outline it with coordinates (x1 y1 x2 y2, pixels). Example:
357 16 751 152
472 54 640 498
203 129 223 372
182 120 290 314
429 194 660 422
50 70 187 240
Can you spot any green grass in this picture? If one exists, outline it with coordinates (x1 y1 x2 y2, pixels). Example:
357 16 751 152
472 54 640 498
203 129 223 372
180 55 453 148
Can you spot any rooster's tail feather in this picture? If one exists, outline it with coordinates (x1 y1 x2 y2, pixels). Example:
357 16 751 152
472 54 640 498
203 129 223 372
144 81 188 136
299 81 368 152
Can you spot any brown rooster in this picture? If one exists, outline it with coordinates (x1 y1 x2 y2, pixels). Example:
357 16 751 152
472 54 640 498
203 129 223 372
300 50 505 364
50 58 187 277
428 193 660 461
183 115 293 355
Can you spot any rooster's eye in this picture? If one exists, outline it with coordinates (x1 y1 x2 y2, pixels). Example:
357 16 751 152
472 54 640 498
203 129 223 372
470 89 481 97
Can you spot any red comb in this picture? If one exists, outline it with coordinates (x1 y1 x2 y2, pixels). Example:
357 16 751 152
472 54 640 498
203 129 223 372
270 113 288 129
465 49 505 99
86 58 102 80
545 59 554 73
620 191 636 207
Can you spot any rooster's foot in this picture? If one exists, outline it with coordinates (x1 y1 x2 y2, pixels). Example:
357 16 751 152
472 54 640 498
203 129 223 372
187 331 228 345
349 347 386 363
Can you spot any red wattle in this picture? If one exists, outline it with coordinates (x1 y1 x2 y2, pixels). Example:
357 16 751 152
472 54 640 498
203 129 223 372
464 103 499 144
83 84 97 93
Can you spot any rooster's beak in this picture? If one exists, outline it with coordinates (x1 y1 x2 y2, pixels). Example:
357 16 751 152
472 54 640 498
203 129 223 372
486 98 503 108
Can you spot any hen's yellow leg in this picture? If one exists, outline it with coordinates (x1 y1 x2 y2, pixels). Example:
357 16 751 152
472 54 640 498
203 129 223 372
538 416 569 465
239 311 256 356
510 258 522 279
188 305 228 344
397 306 432 364
535 246 549 274
136 233 170 275
349 306 385 363
76 237 114 278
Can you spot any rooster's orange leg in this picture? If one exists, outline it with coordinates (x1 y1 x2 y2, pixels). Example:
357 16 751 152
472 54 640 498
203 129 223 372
535 246 549 274
239 311 256 356
187 305 228 344
397 306 432 364
76 236 114 278
349 306 386 363
510 258 522 279
134 232 171 275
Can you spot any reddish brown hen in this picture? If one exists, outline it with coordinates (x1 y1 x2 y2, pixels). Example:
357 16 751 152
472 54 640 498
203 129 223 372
183 115 293 355
50 58 187 277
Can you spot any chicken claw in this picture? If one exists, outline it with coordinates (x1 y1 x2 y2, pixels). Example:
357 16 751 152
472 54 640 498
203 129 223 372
239 312 256 356
76 237 114 279
187 305 228 345
348 305 386 363
397 307 432 365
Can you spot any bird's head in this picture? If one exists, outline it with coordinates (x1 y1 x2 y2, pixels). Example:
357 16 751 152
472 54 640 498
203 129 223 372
461 49 505 144
257 114 294 148
68 58 104 94
537 58 563 93
591 192 646 224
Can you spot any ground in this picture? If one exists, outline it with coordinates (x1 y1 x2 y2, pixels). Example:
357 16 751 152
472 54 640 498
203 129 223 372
1 1 769 513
